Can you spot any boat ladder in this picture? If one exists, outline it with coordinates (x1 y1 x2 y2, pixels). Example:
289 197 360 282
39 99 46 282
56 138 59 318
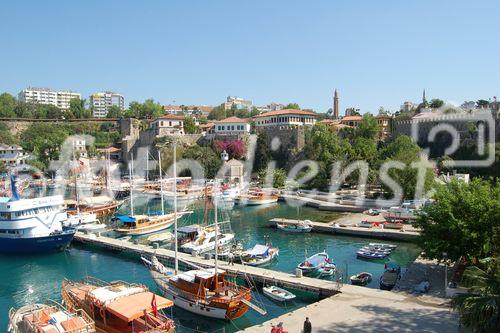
241 298 267 315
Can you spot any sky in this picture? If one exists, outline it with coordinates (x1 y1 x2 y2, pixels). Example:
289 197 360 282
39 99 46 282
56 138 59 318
0 0 499 113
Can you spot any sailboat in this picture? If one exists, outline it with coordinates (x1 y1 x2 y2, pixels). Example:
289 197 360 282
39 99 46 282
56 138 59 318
112 152 189 236
142 144 263 320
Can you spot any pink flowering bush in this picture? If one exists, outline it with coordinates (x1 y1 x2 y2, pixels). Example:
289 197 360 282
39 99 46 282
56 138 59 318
213 139 246 159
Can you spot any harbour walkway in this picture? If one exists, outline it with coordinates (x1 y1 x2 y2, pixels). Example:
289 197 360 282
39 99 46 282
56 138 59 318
73 232 340 297
270 218 419 242
242 285 458 332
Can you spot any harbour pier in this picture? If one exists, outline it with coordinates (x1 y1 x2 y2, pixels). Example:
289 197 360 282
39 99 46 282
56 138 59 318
73 232 340 297
269 218 420 241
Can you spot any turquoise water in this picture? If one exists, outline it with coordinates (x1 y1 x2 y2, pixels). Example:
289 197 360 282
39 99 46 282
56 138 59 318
0 197 420 332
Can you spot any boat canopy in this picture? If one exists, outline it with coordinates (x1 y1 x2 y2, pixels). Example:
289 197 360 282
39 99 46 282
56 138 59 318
114 215 136 223
104 291 173 322
303 253 328 267
171 268 225 283
245 244 269 257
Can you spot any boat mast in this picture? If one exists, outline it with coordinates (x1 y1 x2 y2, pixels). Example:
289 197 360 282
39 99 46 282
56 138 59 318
173 142 178 274
129 153 135 216
146 148 149 182
158 150 165 215
214 178 218 281
73 141 80 216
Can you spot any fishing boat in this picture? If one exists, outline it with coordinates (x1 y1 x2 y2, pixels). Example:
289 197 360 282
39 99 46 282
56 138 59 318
8 302 95 333
262 286 296 302
317 261 336 277
350 272 373 286
276 220 312 233
297 251 329 273
0 175 75 254
356 249 387 260
235 189 278 206
380 263 401 290
62 277 175 333
147 231 174 243
241 244 279 266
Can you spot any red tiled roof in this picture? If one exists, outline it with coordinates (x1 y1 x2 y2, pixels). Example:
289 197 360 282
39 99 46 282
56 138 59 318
156 115 185 120
341 115 363 121
200 122 215 129
253 109 316 118
215 116 249 123
319 119 341 124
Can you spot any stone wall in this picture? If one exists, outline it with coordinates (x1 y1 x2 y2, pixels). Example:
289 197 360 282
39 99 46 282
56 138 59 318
256 125 306 151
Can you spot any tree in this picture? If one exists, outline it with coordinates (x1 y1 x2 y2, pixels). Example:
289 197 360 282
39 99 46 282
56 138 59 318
0 93 17 117
379 135 434 199
415 179 500 262
273 168 287 188
20 123 72 167
476 99 490 109
183 116 198 134
69 98 91 118
208 104 226 120
38 104 63 119
181 145 222 179
0 123 17 145
142 99 163 119
254 132 270 172
106 105 124 118
14 102 36 118
283 103 300 110
355 114 380 140
429 99 444 109
451 258 499 333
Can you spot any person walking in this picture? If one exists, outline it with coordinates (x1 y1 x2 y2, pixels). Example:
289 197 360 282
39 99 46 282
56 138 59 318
228 252 235 266
303 317 312 333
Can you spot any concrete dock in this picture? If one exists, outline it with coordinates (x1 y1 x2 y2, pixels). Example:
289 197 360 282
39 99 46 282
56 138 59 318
242 285 458 332
270 218 420 242
73 232 340 297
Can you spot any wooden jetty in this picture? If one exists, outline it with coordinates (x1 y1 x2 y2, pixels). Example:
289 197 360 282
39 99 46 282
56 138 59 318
73 232 340 297
270 218 419 241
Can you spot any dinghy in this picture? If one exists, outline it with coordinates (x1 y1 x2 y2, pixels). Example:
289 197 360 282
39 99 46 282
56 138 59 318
356 249 387 259
350 272 373 286
297 251 329 273
263 286 296 302
317 262 336 277
241 244 279 266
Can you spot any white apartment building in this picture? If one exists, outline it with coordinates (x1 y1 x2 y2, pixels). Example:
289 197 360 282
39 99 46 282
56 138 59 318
151 115 185 137
90 91 125 117
18 87 81 110
214 116 250 135
0 145 29 171
224 96 252 110
253 109 317 127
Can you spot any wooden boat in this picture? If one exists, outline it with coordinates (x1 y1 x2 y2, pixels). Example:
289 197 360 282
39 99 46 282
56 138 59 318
112 213 178 236
235 190 278 206
276 220 312 233
350 272 373 286
61 277 175 333
297 251 329 273
65 196 120 217
241 244 279 266
8 303 95 333
262 286 296 302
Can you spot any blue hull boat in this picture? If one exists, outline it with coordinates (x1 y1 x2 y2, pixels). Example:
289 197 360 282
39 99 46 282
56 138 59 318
0 229 75 254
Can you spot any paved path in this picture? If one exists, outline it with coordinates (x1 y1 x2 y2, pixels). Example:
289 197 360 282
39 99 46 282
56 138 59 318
243 286 458 333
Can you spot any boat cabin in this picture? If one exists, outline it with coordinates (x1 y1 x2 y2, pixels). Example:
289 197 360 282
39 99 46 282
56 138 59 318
169 269 231 299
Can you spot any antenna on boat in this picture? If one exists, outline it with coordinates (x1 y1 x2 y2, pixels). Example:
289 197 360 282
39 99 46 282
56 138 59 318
129 153 134 216
158 150 165 216
173 142 178 274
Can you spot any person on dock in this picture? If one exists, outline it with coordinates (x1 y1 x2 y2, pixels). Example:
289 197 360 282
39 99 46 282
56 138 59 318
303 317 312 333
228 252 235 266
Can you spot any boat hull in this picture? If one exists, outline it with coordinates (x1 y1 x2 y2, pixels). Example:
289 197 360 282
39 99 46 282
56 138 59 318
114 219 174 236
0 230 75 254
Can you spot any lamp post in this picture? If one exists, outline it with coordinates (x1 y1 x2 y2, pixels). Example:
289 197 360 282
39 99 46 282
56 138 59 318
443 252 448 295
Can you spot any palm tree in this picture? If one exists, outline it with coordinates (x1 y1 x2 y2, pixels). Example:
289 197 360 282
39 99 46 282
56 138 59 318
451 258 500 332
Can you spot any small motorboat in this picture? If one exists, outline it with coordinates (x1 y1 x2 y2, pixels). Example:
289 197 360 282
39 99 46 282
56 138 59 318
356 249 387 260
263 286 296 302
317 262 336 277
369 243 397 250
380 263 401 290
77 222 107 232
241 244 279 266
276 220 312 233
297 251 329 273
360 246 391 255
350 272 373 286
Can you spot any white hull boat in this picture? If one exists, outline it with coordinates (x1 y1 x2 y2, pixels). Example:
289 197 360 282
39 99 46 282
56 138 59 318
277 220 312 233
262 286 296 302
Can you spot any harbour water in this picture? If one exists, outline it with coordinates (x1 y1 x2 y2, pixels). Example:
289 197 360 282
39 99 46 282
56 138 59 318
0 196 420 332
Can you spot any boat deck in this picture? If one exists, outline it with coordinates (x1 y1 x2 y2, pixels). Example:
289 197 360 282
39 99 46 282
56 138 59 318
74 232 340 297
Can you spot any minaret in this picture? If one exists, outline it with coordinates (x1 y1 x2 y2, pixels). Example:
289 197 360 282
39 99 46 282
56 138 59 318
333 89 339 119
422 89 427 104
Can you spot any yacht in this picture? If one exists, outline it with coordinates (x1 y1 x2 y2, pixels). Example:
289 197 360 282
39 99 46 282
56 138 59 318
180 225 235 254
0 176 75 254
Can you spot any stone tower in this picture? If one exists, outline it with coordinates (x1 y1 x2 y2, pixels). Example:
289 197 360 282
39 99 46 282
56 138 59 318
333 89 339 119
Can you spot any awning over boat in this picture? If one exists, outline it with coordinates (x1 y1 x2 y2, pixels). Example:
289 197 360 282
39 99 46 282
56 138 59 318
105 291 173 322
114 215 136 223
304 253 328 267
245 244 269 257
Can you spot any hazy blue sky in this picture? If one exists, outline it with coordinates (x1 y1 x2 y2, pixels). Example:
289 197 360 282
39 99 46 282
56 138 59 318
1 0 498 113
